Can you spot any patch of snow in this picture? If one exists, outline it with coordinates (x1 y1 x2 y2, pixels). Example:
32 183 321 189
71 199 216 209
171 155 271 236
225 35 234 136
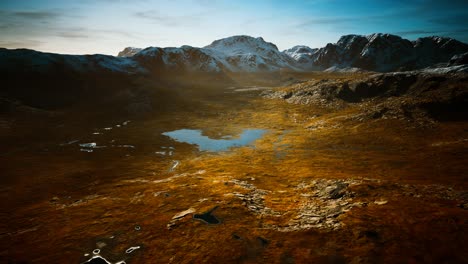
324 66 367 73
421 64 468 74
283 45 318 63
79 142 97 148
80 149 94 153
117 47 142 57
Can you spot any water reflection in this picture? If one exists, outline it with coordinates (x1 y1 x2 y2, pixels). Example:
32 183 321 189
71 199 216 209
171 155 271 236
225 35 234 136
162 129 266 152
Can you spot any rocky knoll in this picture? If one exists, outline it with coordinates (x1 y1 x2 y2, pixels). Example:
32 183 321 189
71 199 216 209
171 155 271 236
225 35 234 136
265 71 468 125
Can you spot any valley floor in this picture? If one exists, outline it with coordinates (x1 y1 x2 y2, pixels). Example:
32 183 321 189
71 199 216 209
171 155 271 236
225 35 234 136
0 73 467 263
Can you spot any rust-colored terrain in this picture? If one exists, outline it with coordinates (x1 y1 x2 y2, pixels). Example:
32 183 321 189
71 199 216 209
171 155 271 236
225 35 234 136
1 72 467 263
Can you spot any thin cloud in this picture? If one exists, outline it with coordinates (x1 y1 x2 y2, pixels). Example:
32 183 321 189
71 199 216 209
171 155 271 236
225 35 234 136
12 10 60 20
299 17 356 26
297 13 394 29
394 29 468 36
0 39 43 48
0 9 63 30
55 27 137 40
134 10 203 27
56 31 89 39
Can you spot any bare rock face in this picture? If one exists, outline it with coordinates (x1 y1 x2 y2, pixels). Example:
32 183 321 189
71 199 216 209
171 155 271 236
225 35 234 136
448 52 468 66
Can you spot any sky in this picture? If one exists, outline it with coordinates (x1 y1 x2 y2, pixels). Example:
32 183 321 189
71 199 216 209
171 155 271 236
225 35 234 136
0 0 467 55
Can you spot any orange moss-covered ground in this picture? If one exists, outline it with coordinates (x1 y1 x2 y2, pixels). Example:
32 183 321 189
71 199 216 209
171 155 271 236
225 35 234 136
1 78 467 263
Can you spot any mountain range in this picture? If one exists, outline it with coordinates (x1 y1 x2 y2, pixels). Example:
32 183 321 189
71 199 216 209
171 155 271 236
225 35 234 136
122 33 468 73
2 33 468 77
1 33 468 112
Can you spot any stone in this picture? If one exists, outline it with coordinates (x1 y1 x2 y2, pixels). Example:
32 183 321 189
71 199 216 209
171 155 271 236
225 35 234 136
172 208 196 220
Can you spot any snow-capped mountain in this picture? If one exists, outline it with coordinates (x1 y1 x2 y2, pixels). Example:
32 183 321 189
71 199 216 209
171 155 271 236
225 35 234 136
117 47 142 57
132 35 299 72
283 45 318 65
203 35 298 71
134 45 225 72
2 34 468 78
286 33 468 72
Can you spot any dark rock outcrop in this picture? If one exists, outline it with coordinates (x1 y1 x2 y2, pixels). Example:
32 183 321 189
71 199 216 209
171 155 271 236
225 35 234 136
448 52 468 66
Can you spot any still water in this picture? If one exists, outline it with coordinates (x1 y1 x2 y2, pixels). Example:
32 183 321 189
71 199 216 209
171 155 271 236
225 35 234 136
162 129 267 152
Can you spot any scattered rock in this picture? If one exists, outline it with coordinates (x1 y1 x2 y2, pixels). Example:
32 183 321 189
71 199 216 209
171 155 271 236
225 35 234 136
172 208 196 220
374 200 388 205
167 208 196 229
125 246 140 254
230 179 280 216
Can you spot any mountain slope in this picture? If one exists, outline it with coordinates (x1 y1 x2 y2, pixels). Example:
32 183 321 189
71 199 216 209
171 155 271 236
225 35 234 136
0 48 147 111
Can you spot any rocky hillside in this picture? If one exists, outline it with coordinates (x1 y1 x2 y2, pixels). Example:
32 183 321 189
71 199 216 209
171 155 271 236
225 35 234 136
264 71 468 125
0 48 149 111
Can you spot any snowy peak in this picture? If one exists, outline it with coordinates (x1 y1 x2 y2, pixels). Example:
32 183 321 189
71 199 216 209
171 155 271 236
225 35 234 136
117 47 142 57
129 35 299 73
204 35 279 56
283 45 318 64
203 35 297 71
336 35 368 53
134 45 224 72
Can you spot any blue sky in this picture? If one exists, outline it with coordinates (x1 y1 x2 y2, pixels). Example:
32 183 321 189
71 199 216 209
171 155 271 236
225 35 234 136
0 0 467 55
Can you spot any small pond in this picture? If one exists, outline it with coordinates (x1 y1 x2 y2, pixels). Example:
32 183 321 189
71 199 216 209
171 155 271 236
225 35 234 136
162 129 266 152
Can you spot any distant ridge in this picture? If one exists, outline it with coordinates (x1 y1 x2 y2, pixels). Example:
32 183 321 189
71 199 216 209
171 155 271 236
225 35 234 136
2 33 468 75
283 33 468 72
117 33 468 73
